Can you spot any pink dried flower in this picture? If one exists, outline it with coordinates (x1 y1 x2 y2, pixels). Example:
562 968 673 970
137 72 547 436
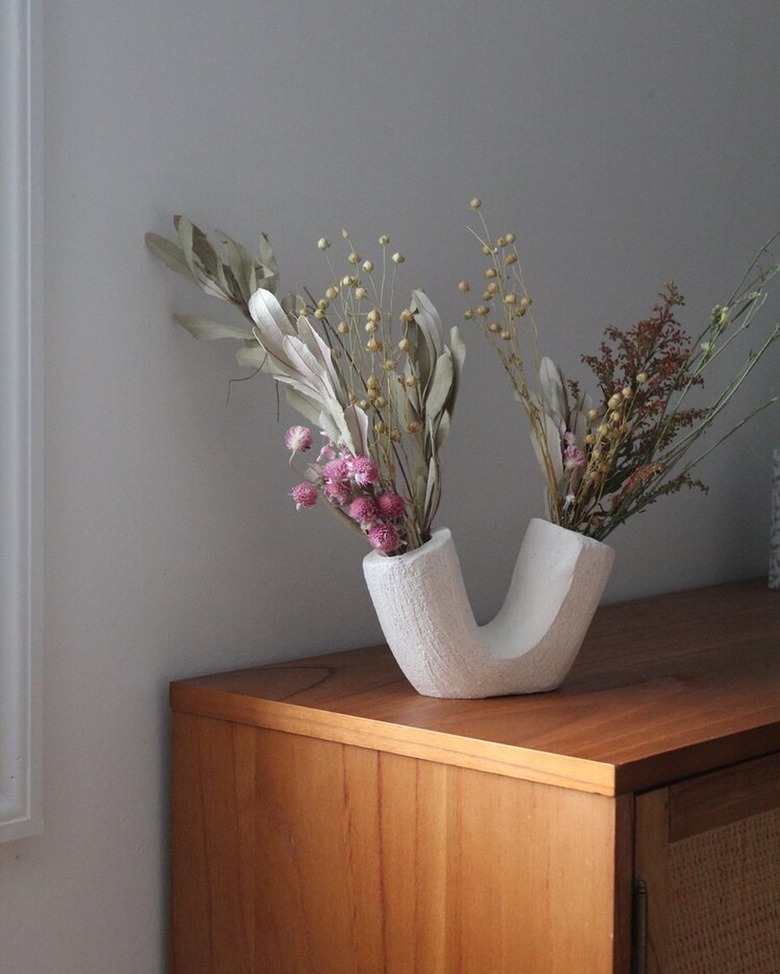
376 491 406 519
284 425 313 453
368 522 401 554
323 457 350 482
317 439 337 464
348 454 379 487
290 482 318 509
324 480 351 506
563 444 587 472
348 496 378 527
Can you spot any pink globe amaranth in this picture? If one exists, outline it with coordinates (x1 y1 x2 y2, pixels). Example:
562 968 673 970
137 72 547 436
348 496 378 527
290 482 318 509
284 425 313 453
323 457 350 482
368 522 401 554
349 454 380 487
324 480 351 506
376 491 406 519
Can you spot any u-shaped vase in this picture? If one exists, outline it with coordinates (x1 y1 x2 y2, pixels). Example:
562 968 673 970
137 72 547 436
363 517 615 699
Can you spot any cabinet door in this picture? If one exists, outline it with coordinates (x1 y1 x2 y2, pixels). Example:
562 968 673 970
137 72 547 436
172 713 631 974
634 753 780 974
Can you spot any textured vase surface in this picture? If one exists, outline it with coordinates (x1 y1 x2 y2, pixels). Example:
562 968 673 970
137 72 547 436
363 517 615 699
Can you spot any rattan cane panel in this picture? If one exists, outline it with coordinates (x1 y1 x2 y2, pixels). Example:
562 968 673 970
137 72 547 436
666 806 780 974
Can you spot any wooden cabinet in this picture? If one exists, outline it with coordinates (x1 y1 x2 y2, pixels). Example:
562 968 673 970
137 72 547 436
169 579 780 974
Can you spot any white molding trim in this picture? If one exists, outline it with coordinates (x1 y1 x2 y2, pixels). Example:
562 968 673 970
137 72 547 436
0 0 42 842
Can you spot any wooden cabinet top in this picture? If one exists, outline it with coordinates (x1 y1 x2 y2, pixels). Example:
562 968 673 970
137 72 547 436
170 579 780 797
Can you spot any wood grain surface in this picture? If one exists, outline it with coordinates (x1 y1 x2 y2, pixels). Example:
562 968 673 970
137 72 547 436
171 579 780 795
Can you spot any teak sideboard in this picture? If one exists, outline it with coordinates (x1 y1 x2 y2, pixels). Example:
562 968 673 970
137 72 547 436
169 579 780 974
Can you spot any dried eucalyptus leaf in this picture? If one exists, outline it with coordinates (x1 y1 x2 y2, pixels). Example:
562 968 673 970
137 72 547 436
190 224 234 297
235 345 270 370
144 233 195 282
258 232 279 277
424 351 454 419
284 387 331 429
539 356 568 422
406 321 432 392
173 314 254 342
174 215 196 268
410 290 443 356
449 326 466 406
216 231 256 304
431 409 451 451
422 455 440 526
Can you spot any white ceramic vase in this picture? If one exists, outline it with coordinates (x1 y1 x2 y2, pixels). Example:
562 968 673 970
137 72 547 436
362 517 615 699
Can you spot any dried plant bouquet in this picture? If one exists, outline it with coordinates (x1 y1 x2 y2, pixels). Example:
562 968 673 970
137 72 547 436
462 200 780 541
146 217 464 554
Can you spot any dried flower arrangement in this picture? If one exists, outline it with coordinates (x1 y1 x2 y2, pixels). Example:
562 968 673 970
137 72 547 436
145 218 464 553
462 199 780 540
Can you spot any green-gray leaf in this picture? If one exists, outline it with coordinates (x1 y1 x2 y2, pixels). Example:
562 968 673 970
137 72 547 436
424 351 454 419
173 314 254 342
145 232 196 282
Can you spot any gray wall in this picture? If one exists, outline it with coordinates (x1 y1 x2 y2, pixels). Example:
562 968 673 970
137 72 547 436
1 1 778 971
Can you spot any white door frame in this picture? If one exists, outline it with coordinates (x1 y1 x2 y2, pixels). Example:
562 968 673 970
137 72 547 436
0 0 43 842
